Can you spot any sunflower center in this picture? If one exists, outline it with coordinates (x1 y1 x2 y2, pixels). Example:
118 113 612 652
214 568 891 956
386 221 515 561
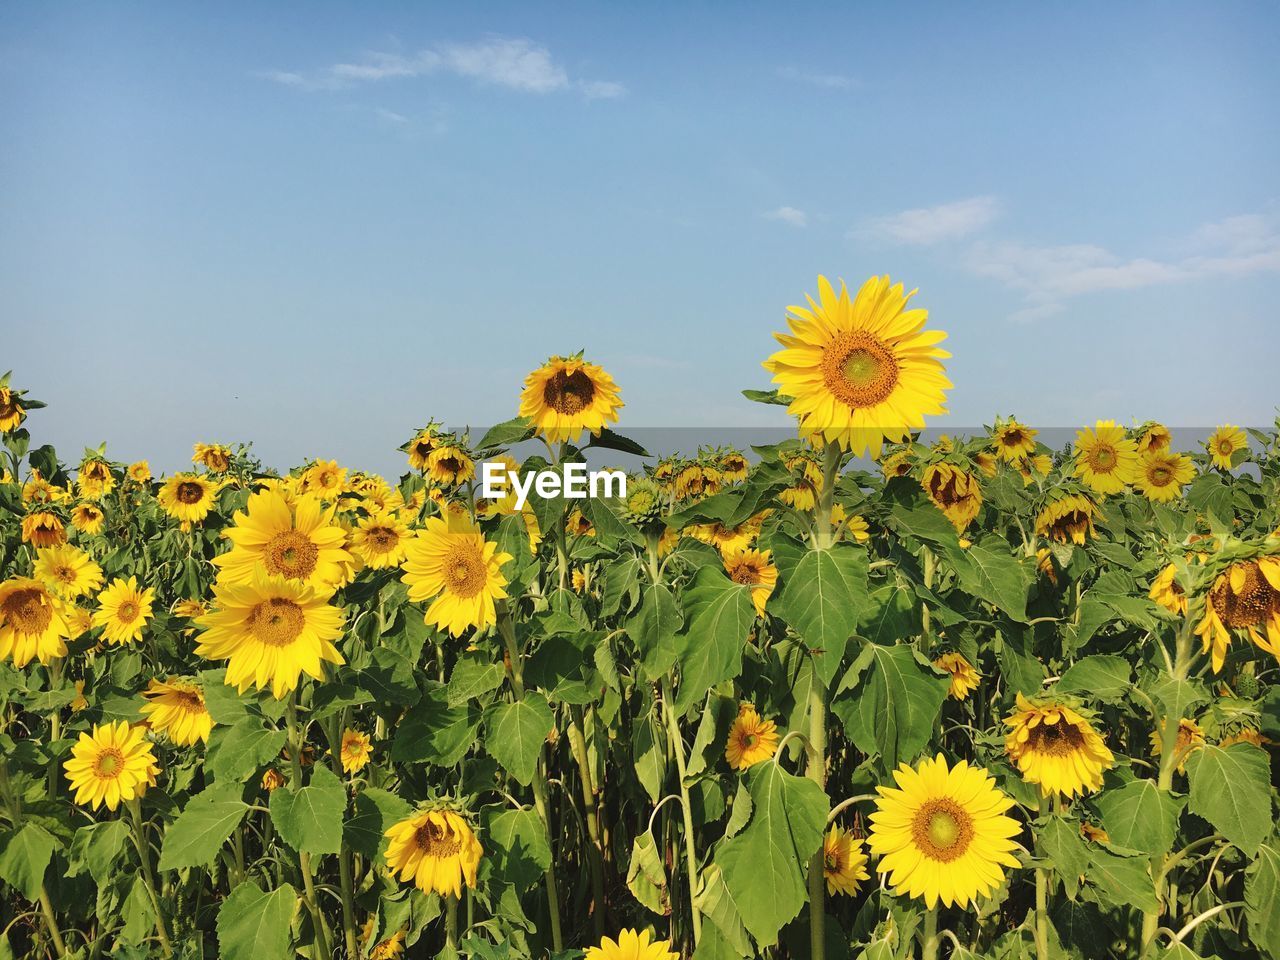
912 799 974 862
1148 464 1172 486
414 442 432 458
248 597 307 647
1211 563 1274 628
1218 440 1234 455
413 820 463 857
94 748 125 778
825 850 842 872
728 562 761 586
54 565 76 585
821 331 900 410
437 457 461 475
2 588 52 635
543 369 597 415
176 482 205 504
368 527 397 551
1004 429 1024 446
1027 718 1087 756
443 543 486 598
1086 444 1116 471
116 600 140 624
265 531 319 580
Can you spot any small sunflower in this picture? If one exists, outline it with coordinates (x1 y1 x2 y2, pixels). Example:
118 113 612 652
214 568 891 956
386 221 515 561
302 459 346 498
1004 693 1115 797
823 826 871 896
1015 453 1053 486
350 511 411 569
70 502 105 535
1206 425 1247 470
127 461 152 484
1135 450 1194 503
1150 718 1205 774
33 544 104 599
384 808 483 899
1136 422 1172 453
718 451 749 484
779 456 822 511
674 463 720 500
22 511 66 548
1035 493 1098 545
921 462 983 533
261 768 287 792
1219 727 1267 749
0 577 72 666
425 445 475 487
63 721 160 811
1194 557 1280 672
192 443 232 473
1073 421 1137 495
405 426 443 472
841 512 871 544
991 418 1038 462
158 473 221 528
1035 548 1059 586
401 515 512 637
879 447 915 479
92 576 155 645
584 930 679 960
213 490 354 590
339 728 372 774
721 548 778 617
140 678 214 745
0 385 26 433
367 927 406 960
724 703 779 770
1149 563 1188 615
566 508 595 538
519 355 624 445
933 652 981 700
77 459 116 500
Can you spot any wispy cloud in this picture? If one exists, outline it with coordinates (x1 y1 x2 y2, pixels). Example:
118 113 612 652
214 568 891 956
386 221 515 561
776 66 858 90
374 107 409 124
578 79 627 100
764 206 808 228
857 196 1001 246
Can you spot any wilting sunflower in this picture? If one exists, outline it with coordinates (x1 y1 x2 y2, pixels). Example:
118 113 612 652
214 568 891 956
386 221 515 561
840 510 871 544
1073 421 1137 495
214 490 354 590
867 753 1021 908
70 502 105 535
0 385 26 433
1194 557 1280 672
195 573 345 698
934 652 981 700
384 808 483 898
77 459 116 500
1149 563 1188 615
127 461 151 484
779 456 822 511
974 451 998 477
921 462 983 533
426 446 475 487
1035 493 1098 545
350 511 411 569
158 473 221 528
34 544 103 600
824 826 871 896
172 598 208 620
140 678 214 745
405 426 442 472
63 721 160 811
724 703 779 770
1035 548 1059 586
192 442 232 473
1135 450 1194 503
1004 693 1114 797
1015 453 1053 486
22 472 67 505
722 548 778 617
339 728 372 774
1137 422 1172 453
1206 425 1247 470
1219 727 1267 749
0 577 72 667
674 463 720 500
92 576 155 645
401 515 511 636
1150 718 1205 774
519 355 624 445
22 511 66 548
763 275 950 456
566 508 596 538
364 923 406 960
879 447 915 480
261 768 287 792
718 451 749 484
991 418 1038 462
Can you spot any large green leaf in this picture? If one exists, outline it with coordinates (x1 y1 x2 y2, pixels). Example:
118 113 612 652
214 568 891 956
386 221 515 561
343 787 414 862
1037 815 1089 895
942 538 1032 622
1246 841 1280 958
674 567 755 713
628 583 683 681
268 763 347 856
0 823 57 900
67 819 131 886
1186 743 1272 855
833 643 949 770
1056 655 1132 703
217 881 297 960
773 543 868 684
205 717 287 783
626 830 668 917
483 693 554 786
392 685 482 767
1094 778 1182 857
694 864 753 957
483 806 551 890
159 782 249 870
1085 848 1158 913
446 652 507 706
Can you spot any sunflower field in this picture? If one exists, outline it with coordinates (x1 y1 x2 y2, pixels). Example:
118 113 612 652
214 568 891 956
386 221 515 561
1 275 1279 960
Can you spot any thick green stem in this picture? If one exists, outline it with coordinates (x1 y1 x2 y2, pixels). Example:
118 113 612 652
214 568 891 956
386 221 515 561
446 894 459 951
286 696 333 960
660 676 702 947
126 799 173 957
920 905 940 960
325 717 359 960
37 886 69 958
567 705 607 939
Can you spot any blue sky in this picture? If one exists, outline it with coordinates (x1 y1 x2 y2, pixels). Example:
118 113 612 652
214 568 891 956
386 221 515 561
2 2 1278 477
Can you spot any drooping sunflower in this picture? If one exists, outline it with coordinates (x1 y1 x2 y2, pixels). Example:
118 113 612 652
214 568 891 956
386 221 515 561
214 490 354 590
34 544 103 600
22 511 66 548
1035 493 1098 545
0 385 26 433
384 808 483 898
127 461 152 484
0 577 72 667
779 456 822 511
1135 450 1194 503
840 510 872 544
674 463 720 500
1136 422 1172 454
519 355 624 445
192 442 232 473
425 446 475 487
195 573 346 698
339 728 372 774
718 451 749 484
974 451 998 477
401 515 511 637
1149 563 1188 615
77 459 116 500
63 721 160 811
22 472 67 505
405 426 442 472
158 473 221 528
350 511 411 569
1194 557 1280 672
1003 693 1115 797
724 703 779 770
261 768 287 792
1073 421 1138 495
866 753 1021 909
1035 548 1059 586
584 930 679 960
921 462 983 533
933 652 981 700
1015 453 1053 486
566 508 596 538
70 502 105 535
990 418 1038 462
1206 425 1247 470
722 548 778 617
1150 717 1205 774
92 576 155 645
879 447 915 480
1219 727 1267 749
823 826 871 896
140 678 214 745
763 275 950 457
364 923 406 960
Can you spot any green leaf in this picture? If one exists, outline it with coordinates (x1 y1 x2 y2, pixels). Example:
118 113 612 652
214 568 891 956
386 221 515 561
858 583 917 646
628 583 683 681
0 823 57 901
1056 655 1133 703
446 653 506 707
67 819 131 886
942 538 1032 622
217 881 298 960
344 787 414 862
773 543 868 684
694 864 753 957
1085 848 1158 913
585 427 650 457
391 685 482 767
715 761 828 948
477 416 535 450
1246 841 1280 958
269 764 347 856
158 783 249 870
199 670 251 724
674 566 755 713
1094 779 1182 857
1037 815 1089 894
483 806 552 890
741 388 791 406
483 694 554 786
625 830 668 916
833 643 949 770
205 717 287 783
1186 743 1272 855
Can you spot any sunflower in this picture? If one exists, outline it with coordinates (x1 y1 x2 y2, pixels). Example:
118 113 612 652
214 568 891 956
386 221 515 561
1206 425 1247 470
348 511 410 569
261 768 286 792
173 598 207 620
367 927 406 960
90 577 153 646
1016 453 1053 485
779 456 822 511
1035 493 1098 545
1004 693 1115 797
922 462 983 533
0 577 72 667
841 511 871 544
34 544 103 599
401 516 512 637
584 930 678 960
1219 727 1267 749
66 606 93 639
63 721 160 811
991 418 1038 462
22 472 67 505
718 451 749 484
722 548 777 617
22 511 66 548
192 443 232 473
127 461 151 484
571 567 588 593
1150 718 1205 774
214 490 354 590
674 463 719 500
77 459 116 500
823 826 871 896
405 427 442 472
195 573 345 698
1035 548 1059 586
724 703 779 770
1135 450 1194 503
763 275 950 456
339 728 372 774
688 515 764 555
879 447 915 479
1073 421 1137 495
158 473 221 528
1137 422 1172 453
70 502 105 535
1081 821 1110 845
933 652 981 700
0 386 26 433
974 451 998 477
426 446 475 487
1149 563 1188 615
71 679 89 711
384 808 483 899
866 753 1021 909
566 508 595 538
140 678 214 745
302 459 346 498
519 355 624 445
1194 557 1280 672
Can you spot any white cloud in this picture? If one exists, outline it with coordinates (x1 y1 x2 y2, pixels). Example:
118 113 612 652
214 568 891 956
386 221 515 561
374 107 408 123
777 66 858 90
578 79 628 100
858 196 1001 246
764 206 808 228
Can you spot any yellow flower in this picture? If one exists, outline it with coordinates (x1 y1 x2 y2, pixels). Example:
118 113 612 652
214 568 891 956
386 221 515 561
722 548 778 618
583 929 679 960
1206 425 1247 470
195 573 345 699
933 652 981 700
1035 548 1059 586
1035 493 1098 545
339 728 372 774
841 511 871 544
92 576 155 646
261 768 286 792
22 472 67 505
192 442 232 473
76 459 116 500
63 721 159 811
158 473 221 527
1150 718 1205 774
1073 421 1137 495
565 508 596 538
406 428 441 472
0 386 26 433
519 356 624 445
823 826 870 896
1194 557 1280 673
674 463 721 500
1135 450 1194 503
22 511 66 548
1003 693 1114 797
718 451 749 484
302 459 347 498
66 606 93 639
33 544 103 600
1016 453 1053 485
724 703 779 770
921 462 983 533
425 446 475 487
1219 727 1267 749
368 928 406 960
0 577 72 667
991 419 1038 462
867 753 1021 909
71 679 89 711
763 275 950 457
350 511 411 569
384 809 483 899
400 516 511 637
779 456 822 511
879 447 914 479
1136 422 1172 454
213 490 354 590
1149 563 1188 615
70 502 105 535
974 451 998 477
140 678 214 745
571 567 588 593
173 598 208 620
1081 821 1110 845
127 461 152 484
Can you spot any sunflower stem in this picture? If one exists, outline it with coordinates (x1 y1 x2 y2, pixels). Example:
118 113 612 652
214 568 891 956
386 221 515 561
325 715 360 960
566 704 607 940
285 694 333 960
126 798 173 957
36 885 69 959
659 675 702 948
920 905 940 960
445 894 459 951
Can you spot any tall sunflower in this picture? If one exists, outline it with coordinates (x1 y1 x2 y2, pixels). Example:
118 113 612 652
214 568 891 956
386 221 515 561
721 548 778 617
1004 693 1115 797
763 275 950 457
921 462 983 533
401 516 511 636
384 808 483 898
519 355 624 445
1073 421 1137 495
1194 557 1280 672
213 490 354 590
158 473 221 528
990 418 1038 462
1206 425 1247 470
0 385 26 433
584 930 679 960
140 678 214 745
1035 493 1098 545
127 461 152 484
405 426 442 472
866 753 1021 908
823 826 870 896
63 721 160 811
0 577 72 667
193 443 232 473
724 703 779 770
350 511 411 569
1135 450 1194 502
93 576 156 645
33 544 103 599
195 573 346 698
